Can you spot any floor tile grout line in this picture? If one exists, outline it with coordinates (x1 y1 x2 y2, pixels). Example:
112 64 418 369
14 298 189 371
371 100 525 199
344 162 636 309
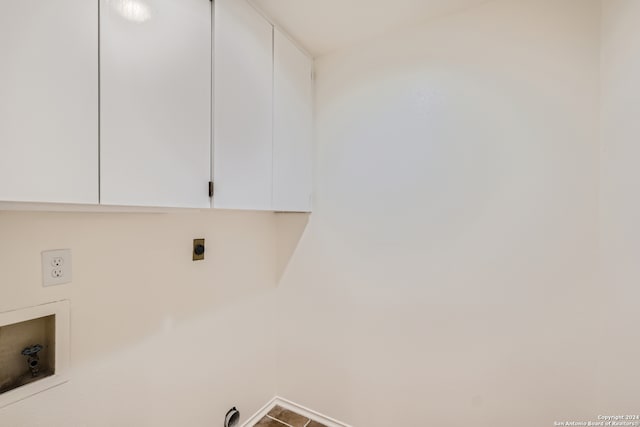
303 420 311 427
266 415 295 427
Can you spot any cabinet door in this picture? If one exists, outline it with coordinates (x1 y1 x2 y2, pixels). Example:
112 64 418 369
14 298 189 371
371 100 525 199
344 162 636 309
100 0 211 208
213 0 273 210
273 29 313 212
0 0 99 204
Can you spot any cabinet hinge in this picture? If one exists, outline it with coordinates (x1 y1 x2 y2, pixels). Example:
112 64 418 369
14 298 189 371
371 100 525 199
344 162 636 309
208 181 214 197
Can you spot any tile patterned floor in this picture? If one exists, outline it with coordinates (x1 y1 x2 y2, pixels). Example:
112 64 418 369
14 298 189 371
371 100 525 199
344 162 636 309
254 405 327 427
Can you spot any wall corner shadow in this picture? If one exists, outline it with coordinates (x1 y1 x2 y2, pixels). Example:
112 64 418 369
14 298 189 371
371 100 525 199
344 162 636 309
275 212 311 283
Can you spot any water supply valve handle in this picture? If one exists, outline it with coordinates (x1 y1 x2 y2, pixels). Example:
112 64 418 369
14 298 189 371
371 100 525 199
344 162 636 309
21 344 43 356
21 344 44 377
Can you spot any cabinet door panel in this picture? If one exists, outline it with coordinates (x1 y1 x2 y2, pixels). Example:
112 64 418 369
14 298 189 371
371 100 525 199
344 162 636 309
213 0 273 210
273 29 313 212
100 0 211 208
0 0 99 204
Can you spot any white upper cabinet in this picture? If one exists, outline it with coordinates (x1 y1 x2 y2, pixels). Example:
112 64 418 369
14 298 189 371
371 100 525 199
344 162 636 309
0 0 312 212
273 29 314 212
100 0 212 208
0 0 99 204
213 0 274 210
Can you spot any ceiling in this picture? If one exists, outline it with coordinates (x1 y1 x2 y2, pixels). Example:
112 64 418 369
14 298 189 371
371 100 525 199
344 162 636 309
252 0 490 57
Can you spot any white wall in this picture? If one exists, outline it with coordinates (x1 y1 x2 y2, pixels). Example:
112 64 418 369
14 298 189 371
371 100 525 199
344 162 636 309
0 210 277 426
598 0 640 412
276 1 601 425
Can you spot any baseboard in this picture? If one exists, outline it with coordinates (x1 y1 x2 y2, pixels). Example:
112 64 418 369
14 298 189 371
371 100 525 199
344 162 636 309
274 397 353 427
241 396 279 427
242 396 352 427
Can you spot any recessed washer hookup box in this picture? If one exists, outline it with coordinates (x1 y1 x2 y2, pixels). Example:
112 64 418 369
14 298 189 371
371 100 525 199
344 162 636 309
0 301 69 408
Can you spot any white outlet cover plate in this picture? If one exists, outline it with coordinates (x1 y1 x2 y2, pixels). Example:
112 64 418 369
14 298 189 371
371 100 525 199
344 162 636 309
41 249 72 287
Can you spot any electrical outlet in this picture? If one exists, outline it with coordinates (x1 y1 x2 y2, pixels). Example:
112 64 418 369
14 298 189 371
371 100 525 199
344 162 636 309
42 249 72 287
